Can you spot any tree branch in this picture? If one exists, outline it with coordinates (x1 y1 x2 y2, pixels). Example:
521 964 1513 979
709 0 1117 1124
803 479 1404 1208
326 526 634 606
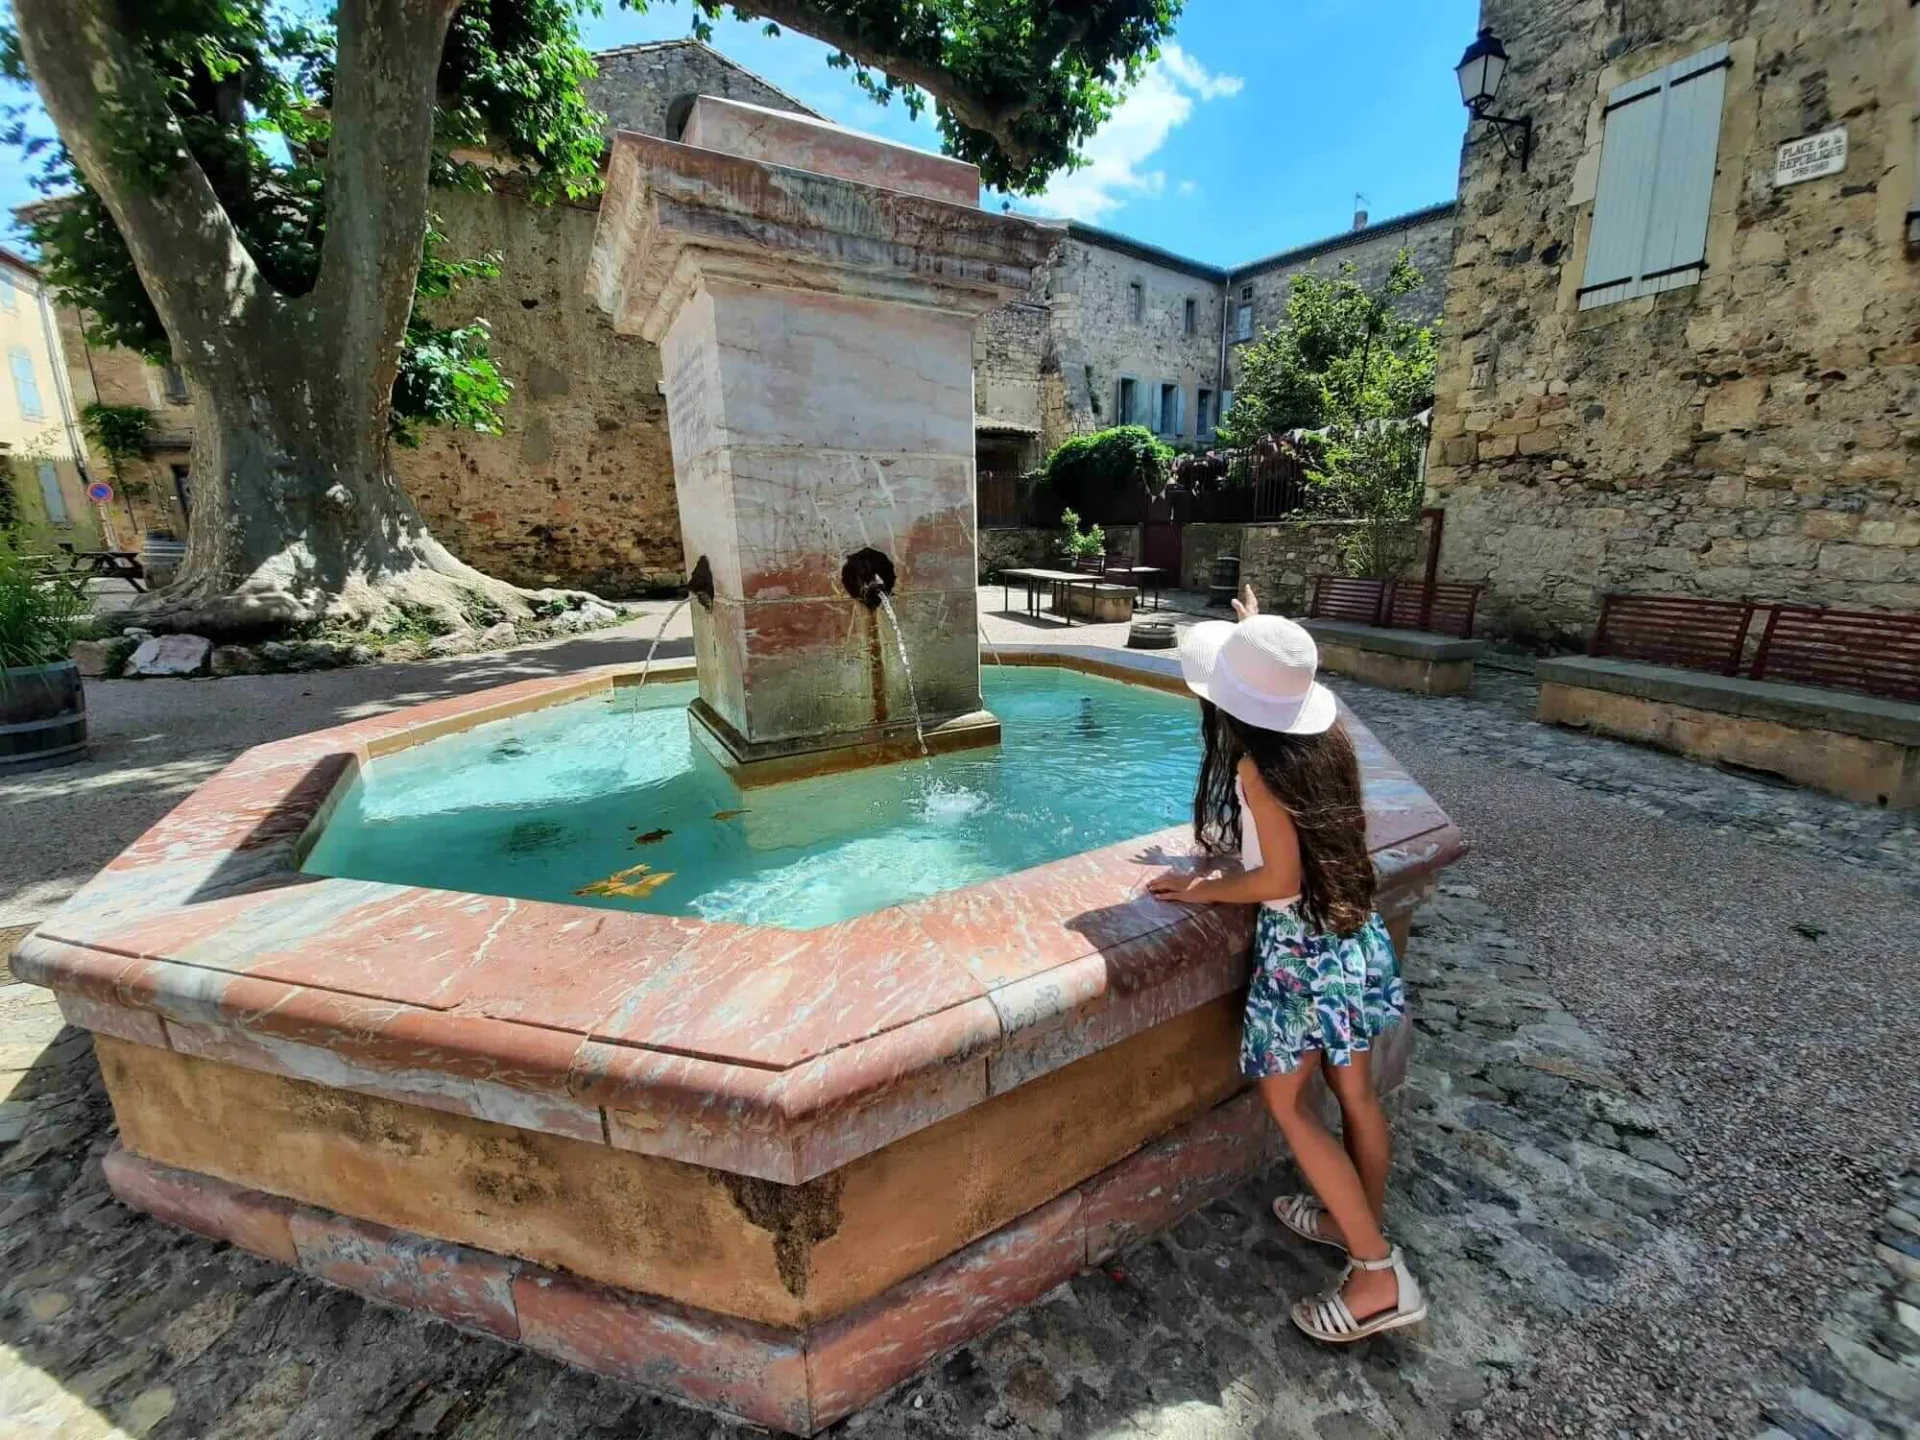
309 0 463 424
733 0 1041 165
12 0 270 351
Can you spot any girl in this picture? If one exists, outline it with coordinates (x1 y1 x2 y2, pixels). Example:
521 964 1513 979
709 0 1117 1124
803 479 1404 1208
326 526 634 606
1149 590 1425 1344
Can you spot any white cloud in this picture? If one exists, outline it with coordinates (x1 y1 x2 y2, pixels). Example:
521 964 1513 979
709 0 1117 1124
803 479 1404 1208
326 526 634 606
1176 178 1199 197
1027 44 1243 224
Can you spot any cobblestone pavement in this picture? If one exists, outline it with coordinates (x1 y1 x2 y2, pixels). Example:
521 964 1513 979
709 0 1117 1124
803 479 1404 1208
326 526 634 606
4 625 1917 1437
2 891 1701 1439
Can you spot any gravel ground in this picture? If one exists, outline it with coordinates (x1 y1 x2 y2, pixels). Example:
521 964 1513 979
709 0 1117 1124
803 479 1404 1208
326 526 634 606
1338 674 1919 1436
2 606 1916 1437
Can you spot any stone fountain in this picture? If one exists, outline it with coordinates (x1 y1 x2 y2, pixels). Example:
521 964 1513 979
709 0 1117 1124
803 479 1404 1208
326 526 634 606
11 103 1468 1433
589 96 1048 783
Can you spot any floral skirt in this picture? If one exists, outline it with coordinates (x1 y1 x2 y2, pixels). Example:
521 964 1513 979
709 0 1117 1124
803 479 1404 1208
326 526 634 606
1240 904 1405 1078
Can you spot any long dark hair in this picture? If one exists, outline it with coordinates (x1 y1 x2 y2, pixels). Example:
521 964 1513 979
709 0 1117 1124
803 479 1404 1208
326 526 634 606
1193 700 1375 937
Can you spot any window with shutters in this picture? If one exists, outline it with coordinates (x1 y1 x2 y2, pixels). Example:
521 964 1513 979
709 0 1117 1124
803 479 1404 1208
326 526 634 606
1157 383 1182 437
1197 388 1215 440
8 346 44 420
1116 376 1140 426
37 461 69 526
1233 285 1254 341
1578 42 1731 311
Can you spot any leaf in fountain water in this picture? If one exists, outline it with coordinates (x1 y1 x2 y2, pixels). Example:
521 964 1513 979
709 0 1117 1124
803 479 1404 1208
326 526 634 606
576 862 676 899
633 827 672 846
711 809 749 821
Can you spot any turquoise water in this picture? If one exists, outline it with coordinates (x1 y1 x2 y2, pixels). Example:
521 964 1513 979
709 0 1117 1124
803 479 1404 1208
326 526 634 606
302 668 1203 929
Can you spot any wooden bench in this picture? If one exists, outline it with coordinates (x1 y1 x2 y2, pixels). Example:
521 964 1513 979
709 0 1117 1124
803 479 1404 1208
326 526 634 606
1750 605 1920 703
1540 594 1920 808
1300 577 1488 695
1589 593 1754 674
1307 576 1485 641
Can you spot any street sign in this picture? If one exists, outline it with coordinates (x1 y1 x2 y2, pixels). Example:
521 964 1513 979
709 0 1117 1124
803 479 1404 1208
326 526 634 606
87 481 114 504
1775 128 1847 187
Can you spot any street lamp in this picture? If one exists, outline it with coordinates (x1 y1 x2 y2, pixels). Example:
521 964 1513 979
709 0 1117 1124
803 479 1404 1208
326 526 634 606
1456 27 1533 171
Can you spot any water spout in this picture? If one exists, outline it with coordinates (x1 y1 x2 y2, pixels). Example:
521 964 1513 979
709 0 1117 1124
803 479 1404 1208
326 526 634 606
978 622 1002 667
875 592 928 758
636 596 690 689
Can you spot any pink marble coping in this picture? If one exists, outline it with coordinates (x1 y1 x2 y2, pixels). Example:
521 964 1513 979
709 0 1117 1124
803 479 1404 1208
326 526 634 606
100 1082 1289 1434
13 650 1465 1185
682 95 981 207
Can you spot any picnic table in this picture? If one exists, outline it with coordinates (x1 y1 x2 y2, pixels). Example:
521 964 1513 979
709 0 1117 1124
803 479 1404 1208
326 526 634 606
998 567 1107 626
56 543 146 592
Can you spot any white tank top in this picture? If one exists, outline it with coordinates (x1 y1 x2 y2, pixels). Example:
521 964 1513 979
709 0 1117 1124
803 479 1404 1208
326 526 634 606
1236 774 1302 912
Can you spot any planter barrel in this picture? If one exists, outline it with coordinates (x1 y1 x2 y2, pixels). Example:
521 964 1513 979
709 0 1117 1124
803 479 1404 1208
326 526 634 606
0 660 88 771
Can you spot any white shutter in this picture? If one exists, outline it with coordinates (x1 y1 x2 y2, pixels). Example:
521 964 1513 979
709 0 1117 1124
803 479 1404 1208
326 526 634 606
1579 42 1729 310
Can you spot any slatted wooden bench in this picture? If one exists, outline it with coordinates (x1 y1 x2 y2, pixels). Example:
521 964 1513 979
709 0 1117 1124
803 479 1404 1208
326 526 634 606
1751 605 1920 703
1540 595 1920 809
1301 576 1487 696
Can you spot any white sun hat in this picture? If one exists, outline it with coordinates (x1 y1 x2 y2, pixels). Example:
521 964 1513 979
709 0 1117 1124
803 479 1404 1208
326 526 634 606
1177 614 1338 736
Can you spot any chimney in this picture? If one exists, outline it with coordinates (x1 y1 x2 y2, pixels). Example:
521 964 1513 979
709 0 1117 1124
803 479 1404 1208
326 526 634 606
1353 193 1370 231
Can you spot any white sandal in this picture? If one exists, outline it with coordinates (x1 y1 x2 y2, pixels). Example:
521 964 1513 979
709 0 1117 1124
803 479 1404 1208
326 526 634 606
1272 1193 1348 1255
1290 1247 1428 1344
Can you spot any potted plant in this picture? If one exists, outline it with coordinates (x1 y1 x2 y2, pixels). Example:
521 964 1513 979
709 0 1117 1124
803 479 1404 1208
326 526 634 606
0 532 92 770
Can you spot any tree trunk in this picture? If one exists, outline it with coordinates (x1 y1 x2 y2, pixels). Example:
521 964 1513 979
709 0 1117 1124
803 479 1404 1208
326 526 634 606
15 0 553 638
145 344 533 636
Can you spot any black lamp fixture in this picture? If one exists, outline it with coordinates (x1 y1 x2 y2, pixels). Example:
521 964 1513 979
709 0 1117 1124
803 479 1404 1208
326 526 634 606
1456 26 1533 171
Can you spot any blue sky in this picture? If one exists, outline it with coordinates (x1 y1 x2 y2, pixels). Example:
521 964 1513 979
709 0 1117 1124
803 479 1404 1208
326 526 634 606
2 0 1480 267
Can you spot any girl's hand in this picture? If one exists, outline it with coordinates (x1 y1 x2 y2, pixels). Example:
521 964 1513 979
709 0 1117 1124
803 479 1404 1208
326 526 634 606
1148 870 1207 902
1231 583 1259 620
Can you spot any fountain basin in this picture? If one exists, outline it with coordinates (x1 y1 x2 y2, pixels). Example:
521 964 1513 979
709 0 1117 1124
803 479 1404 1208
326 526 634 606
13 649 1464 1432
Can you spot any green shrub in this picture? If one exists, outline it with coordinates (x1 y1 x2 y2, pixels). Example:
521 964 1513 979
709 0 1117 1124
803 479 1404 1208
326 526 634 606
1041 425 1172 522
1058 509 1106 561
0 532 90 676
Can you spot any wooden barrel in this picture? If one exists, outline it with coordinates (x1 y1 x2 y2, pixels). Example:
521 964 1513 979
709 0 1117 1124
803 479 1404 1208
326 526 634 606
1207 554 1241 608
0 660 88 771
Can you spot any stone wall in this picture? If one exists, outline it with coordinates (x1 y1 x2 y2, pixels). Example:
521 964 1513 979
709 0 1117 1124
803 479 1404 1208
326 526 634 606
1426 1 1920 644
1178 520 1426 611
392 43 817 597
977 525 1141 580
1225 207 1455 392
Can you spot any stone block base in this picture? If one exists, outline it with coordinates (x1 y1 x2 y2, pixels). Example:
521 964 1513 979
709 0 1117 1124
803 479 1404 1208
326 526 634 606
1538 681 1918 808
103 1085 1285 1434
1063 584 1137 623
1316 641 1476 696
686 697 1002 787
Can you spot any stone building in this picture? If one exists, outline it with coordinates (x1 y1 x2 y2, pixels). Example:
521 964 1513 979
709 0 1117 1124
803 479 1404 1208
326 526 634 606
0 245 101 550
1425 1 1920 641
27 38 1459 597
973 206 1459 481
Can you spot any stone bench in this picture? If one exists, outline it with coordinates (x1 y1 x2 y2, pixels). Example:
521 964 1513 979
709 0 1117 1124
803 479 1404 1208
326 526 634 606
1537 656 1920 808
1302 619 1486 696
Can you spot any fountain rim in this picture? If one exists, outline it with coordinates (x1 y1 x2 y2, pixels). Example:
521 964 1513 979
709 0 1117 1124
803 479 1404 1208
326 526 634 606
11 648 1465 1185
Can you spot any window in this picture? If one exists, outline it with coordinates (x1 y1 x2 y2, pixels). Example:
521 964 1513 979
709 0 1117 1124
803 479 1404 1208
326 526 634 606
37 461 68 526
0 268 15 310
1183 297 1197 336
162 364 189 404
172 463 193 519
1234 285 1254 342
8 347 44 420
1127 281 1144 324
1220 390 1235 426
1157 383 1183 437
1197 388 1215 440
1578 42 1731 310
1116 376 1140 426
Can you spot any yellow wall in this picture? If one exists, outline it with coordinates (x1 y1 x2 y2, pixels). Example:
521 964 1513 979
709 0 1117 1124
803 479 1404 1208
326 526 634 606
1 255 102 551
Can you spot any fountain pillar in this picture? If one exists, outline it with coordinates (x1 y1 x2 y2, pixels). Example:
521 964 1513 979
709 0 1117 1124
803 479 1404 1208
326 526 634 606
589 99 1059 783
